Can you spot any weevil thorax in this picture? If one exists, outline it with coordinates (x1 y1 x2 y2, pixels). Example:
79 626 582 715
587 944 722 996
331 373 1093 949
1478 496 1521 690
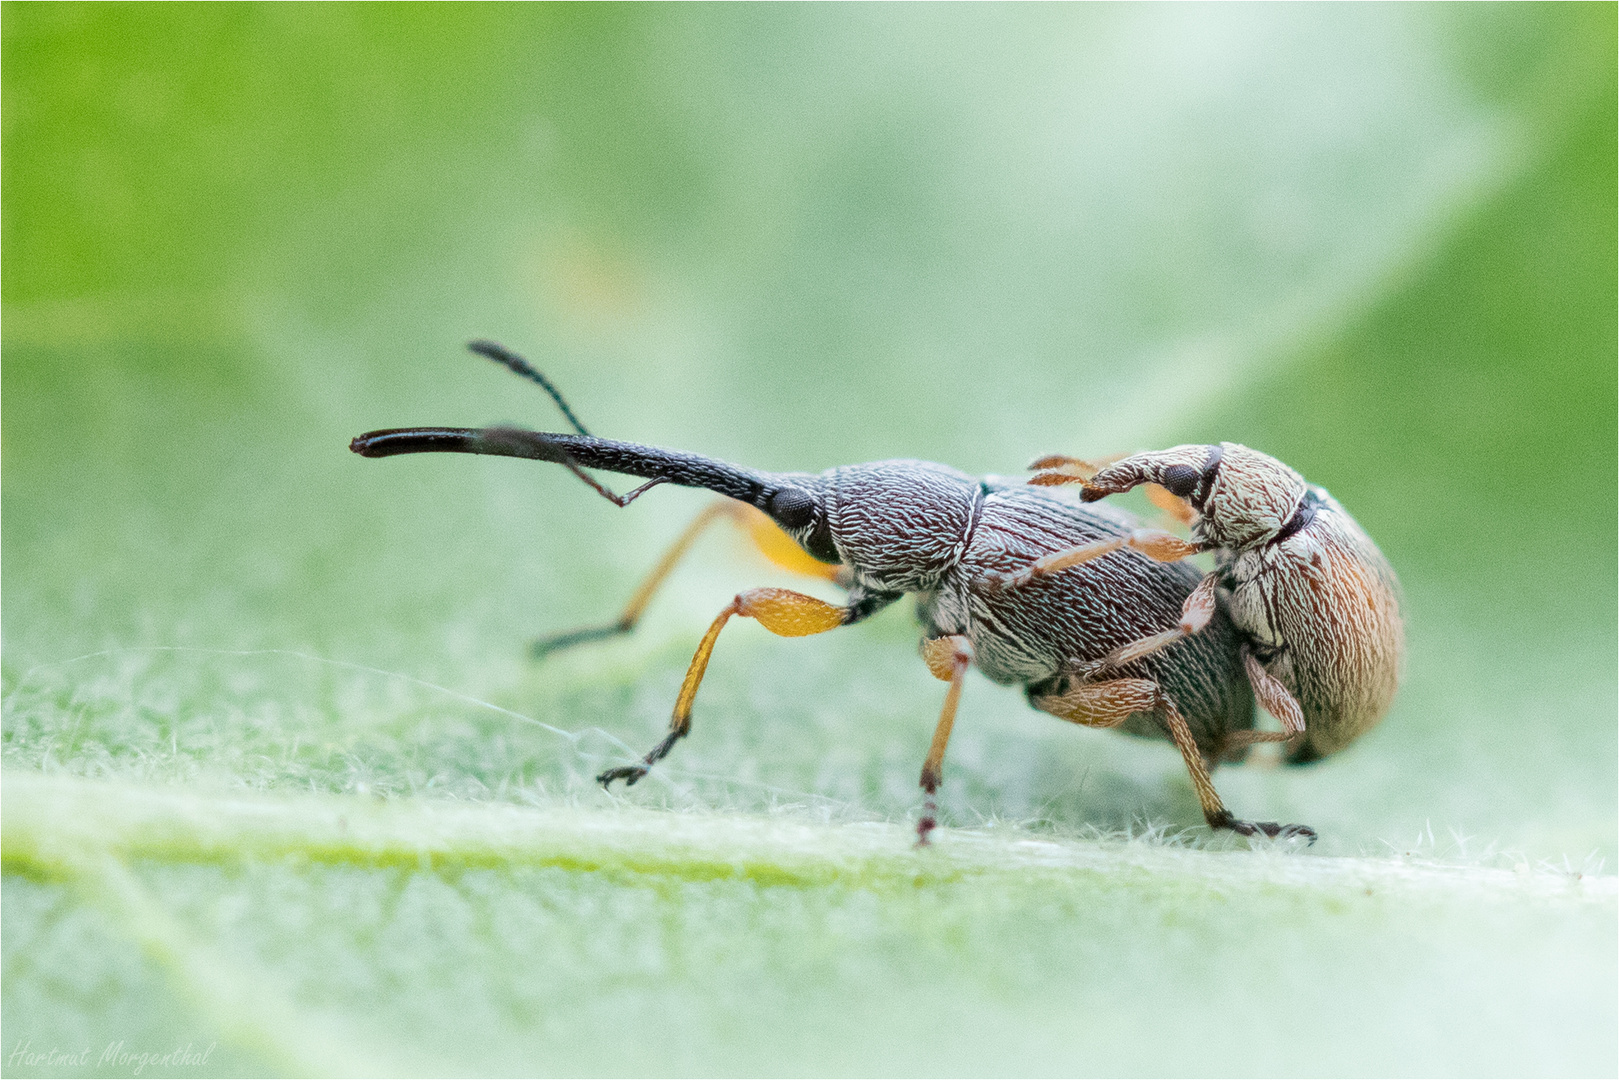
1196 443 1309 551
819 460 981 593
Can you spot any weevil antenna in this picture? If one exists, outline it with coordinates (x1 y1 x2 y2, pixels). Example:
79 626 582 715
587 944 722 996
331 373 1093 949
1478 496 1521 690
467 340 593 437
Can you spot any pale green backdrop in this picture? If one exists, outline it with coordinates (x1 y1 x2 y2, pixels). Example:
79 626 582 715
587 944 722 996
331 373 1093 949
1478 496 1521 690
4 4 1615 1076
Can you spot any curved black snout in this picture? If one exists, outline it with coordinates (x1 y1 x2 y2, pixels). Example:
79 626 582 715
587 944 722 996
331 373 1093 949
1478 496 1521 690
349 425 789 507
350 427 490 458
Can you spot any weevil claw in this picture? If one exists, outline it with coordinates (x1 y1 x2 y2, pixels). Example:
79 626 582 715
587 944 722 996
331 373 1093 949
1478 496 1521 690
915 815 937 847
597 765 649 788
1208 811 1317 846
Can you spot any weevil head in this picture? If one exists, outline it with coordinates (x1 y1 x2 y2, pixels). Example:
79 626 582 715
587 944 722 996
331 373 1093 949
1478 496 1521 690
1197 443 1310 550
1083 442 1309 551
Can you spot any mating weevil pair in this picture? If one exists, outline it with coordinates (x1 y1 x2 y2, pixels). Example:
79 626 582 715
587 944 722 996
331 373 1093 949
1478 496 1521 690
352 342 1403 844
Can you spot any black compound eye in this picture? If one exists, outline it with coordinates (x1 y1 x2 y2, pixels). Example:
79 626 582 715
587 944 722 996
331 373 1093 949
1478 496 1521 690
767 487 817 530
1159 464 1199 498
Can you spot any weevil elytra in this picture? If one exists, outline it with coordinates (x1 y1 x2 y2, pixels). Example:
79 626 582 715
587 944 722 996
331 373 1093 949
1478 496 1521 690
351 343 1317 843
1027 443 1404 764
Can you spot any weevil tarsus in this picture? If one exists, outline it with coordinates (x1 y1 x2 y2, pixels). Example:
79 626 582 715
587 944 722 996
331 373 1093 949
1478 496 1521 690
986 528 1202 592
1071 572 1219 678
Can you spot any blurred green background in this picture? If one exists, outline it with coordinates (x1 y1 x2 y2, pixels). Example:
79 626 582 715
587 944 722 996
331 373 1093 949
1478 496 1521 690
3 4 1614 1076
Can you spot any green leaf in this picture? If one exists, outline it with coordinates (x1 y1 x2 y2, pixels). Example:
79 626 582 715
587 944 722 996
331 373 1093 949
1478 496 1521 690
5 5 1614 1075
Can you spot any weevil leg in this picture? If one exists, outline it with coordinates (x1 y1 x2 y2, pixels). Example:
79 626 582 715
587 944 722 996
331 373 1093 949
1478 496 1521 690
1143 483 1198 528
1068 573 1219 681
1154 691 1315 843
1216 647 1307 755
535 500 845 658
916 635 973 846
1032 676 1161 729
535 500 733 658
595 586 854 787
1032 677 1316 844
987 529 1201 591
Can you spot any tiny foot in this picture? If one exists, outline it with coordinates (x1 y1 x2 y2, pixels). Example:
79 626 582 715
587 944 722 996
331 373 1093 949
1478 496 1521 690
915 788 941 848
1207 811 1318 846
531 638 570 661
915 814 937 848
532 623 627 661
597 765 649 788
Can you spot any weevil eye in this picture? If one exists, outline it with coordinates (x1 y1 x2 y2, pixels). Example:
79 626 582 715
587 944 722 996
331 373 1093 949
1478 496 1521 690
767 487 817 530
1159 464 1199 498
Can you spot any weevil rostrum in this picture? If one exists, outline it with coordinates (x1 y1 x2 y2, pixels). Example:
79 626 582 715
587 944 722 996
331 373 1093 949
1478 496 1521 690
351 343 1400 843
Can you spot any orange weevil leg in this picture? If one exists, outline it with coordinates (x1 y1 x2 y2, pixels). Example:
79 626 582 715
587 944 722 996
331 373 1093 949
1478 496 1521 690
535 500 841 658
1143 483 1198 528
596 587 850 787
916 635 973 846
1218 647 1307 754
988 529 1201 591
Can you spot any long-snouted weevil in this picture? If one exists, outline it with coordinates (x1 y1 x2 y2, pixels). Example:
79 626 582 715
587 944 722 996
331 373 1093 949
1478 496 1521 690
351 343 1317 843
1024 443 1404 766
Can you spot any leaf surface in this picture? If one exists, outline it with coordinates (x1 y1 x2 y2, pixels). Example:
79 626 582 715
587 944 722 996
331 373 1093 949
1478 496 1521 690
4 6 1614 1075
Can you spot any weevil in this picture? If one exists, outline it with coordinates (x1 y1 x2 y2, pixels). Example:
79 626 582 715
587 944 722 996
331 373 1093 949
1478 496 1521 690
1023 443 1404 764
350 343 1315 843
